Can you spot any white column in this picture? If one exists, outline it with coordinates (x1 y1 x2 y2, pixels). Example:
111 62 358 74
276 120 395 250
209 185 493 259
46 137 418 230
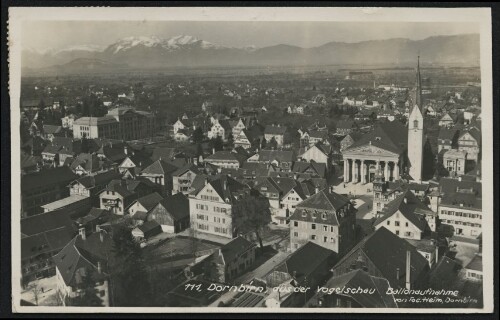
384 161 389 181
361 160 366 184
350 159 355 183
376 160 381 173
354 160 359 183
394 161 399 180
344 159 349 183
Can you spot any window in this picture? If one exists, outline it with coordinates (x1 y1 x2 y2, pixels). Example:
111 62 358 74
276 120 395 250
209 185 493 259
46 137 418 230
395 221 400 227
387 221 390 226
396 230 400 235
312 224 316 230
294 221 298 227
324 236 328 243
405 222 409 227
323 226 328 231
311 235 317 240
293 232 298 237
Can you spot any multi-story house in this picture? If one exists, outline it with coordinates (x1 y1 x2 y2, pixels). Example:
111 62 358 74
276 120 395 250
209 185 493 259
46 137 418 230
53 229 114 306
289 189 356 254
458 128 481 163
147 193 190 233
299 130 329 148
21 166 77 217
204 151 246 169
298 143 332 167
207 119 231 142
438 112 456 127
246 150 296 172
189 175 249 239
204 236 256 283
21 210 75 285
438 177 482 239
140 159 179 196
464 254 482 282
172 164 200 195
335 120 356 135
437 127 459 153
98 180 139 215
230 118 247 139
443 149 467 177
374 189 437 240
264 124 287 147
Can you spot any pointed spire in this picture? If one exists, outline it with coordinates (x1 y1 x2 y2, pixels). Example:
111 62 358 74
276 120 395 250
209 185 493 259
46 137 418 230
415 55 423 109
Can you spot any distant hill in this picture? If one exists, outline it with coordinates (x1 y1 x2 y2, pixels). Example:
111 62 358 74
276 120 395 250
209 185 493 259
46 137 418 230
22 34 480 73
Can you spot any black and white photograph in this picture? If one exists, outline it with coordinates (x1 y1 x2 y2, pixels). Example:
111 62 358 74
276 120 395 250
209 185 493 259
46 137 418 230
8 6 494 313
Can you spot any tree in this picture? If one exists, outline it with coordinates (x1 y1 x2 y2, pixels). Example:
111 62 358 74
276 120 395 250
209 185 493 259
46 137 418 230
210 136 224 152
192 127 204 144
227 132 234 149
70 270 103 307
111 225 151 306
232 194 271 252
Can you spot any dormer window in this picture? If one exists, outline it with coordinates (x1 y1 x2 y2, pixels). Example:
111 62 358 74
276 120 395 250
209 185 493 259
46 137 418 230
375 136 381 141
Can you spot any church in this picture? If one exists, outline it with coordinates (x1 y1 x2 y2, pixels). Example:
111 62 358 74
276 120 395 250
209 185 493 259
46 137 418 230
342 57 425 184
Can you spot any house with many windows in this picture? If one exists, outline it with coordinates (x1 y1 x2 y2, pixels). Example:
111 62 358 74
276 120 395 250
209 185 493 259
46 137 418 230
188 175 249 239
438 177 482 239
289 189 356 254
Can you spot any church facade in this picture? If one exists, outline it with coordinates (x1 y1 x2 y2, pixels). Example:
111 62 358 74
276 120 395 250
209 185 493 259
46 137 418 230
342 57 424 184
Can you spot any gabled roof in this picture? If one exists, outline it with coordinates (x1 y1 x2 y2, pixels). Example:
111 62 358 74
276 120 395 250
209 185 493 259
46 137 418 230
292 161 326 177
43 125 63 134
71 170 121 189
256 150 295 163
205 151 245 163
297 189 350 212
322 270 397 308
21 166 77 193
374 190 433 232
439 178 482 209
438 127 459 141
53 231 114 287
333 227 429 288
151 147 177 162
131 192 164 212
153 193 190 221
192 175 249 203
141 159 179 176
277 242 336 284
172 163 200 177
344 121 407 154
218 236 255 264
70 153 107 172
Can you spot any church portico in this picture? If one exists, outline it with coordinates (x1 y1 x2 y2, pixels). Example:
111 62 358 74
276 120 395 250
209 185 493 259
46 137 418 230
343 156 400 184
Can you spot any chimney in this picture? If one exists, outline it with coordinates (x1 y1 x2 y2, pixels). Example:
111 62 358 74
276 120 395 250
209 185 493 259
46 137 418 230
435 245 439 264
405 250 411 289
212 148 216 155
124 145 128 155
403 197 408 204
315 186 319 194
96 225 101 232
396 267 400 280
97 261 102 274
205 177 209 185
223 179 227 190
79 228 86 240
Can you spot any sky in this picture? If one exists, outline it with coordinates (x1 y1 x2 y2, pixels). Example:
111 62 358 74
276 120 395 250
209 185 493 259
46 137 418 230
22 21 479 52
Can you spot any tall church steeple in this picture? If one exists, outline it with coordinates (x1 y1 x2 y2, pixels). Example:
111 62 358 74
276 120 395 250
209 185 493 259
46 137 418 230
414 55 423 109
407 56 424 182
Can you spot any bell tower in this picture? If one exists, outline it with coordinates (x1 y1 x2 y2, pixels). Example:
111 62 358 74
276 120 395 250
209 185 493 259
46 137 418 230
407 56 424 182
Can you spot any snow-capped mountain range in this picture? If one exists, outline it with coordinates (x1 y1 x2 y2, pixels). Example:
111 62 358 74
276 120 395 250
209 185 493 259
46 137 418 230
22 34 480 72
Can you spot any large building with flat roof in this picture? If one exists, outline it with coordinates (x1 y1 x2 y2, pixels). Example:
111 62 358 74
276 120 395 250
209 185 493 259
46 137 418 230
73 107 156 141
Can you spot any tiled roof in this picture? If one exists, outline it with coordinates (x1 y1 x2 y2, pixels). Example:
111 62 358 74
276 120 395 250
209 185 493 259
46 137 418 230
256 150 295 163
278 242 336 284
334 227 429 288
218 236 255 264
154 193 189 221
21 166 77 192
71 170 121 189
53 231 114 287
344 121 407 154
141 159 179 176
374 190 433 232
464 254 482 272
133 192 164 212
321 270 397 308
